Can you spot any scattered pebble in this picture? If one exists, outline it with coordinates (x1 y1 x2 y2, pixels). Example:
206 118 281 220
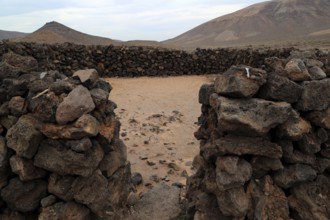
131 172 143 186
139 155 148 160
181 170 188 178
168 163 180 171
159 160 167 164
147 160 156 166
144 140 149 145
172 182 184 188
150 175 160 183
185 161 193 166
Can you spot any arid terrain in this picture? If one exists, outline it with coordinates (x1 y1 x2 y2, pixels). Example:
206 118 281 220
107 75 215 193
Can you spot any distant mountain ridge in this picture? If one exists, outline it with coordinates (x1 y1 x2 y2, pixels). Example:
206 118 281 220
164 0 330 48
0 30 28 40
17 21 118 45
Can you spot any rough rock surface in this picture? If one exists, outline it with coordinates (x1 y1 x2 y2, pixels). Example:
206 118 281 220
188 56 330 219
214 65 267 98
0 56 131 219
55 85 95 124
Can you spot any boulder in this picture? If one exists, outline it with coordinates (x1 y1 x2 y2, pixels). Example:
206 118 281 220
273 164 317 189
284 58 311 81
34 139 104 177
295 79 330 111
1 178 47 212
65 137 93 153
297 132 322 154
303 58 324 68
250 157 283 178
0 136 11 188
210 94 293 136
56 85 95 124
6 115 43 159
214 65 267 98
40 195 57 208
259 73 303 103
9 155 47 181
49 80 74 95
39 201 91 220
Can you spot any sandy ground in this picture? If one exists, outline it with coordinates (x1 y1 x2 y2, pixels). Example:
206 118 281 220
106 75 215 193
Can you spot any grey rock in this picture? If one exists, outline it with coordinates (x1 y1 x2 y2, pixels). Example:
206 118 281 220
303 58 324 68
198 83 214 105
308 66 327 80
94 79 112 94
1 178 47 212
0 136 11 189
72 69 99 89
278 140 316 165
132 184 181 220
216 187 251 218
6 115 43 159
131 172 143 186
215 156 252 191
247 175 290 220
284 58 311 81
39 201 90 220
49 80 74 95
210 94 293 136
9 155 47 181
56 85 95 124
295 78 330 111
40 195 57 208
0 115 18 130
288 175 330 220
34 139 104 177
259 73 303 103
265 57 286 71
90 88 109 108
273 164 317 189
99 150 127 177
214 65 267 98
202 136 283 161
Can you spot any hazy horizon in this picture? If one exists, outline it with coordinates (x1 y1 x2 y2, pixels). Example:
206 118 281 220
0 0 265 41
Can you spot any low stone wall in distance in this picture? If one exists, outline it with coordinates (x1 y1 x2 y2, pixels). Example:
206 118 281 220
188 54 330 219
0 53 131 219
2 41 323 77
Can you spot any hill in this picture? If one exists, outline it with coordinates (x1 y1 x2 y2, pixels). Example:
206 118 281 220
18 21 119 45
164 0 330 48
0 30 28 40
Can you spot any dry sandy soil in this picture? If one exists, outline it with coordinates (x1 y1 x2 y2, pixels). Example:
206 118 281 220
106 75 215 193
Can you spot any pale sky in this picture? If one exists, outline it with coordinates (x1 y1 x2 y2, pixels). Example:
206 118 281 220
0 0 265 41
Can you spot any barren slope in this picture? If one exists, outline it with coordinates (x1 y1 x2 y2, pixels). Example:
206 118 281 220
165 0 330 48
0 30 28 40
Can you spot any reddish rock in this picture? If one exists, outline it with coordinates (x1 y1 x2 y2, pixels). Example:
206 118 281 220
306 107 330 129
276 112 311 140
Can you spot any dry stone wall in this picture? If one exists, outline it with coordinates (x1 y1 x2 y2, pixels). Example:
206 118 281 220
0 53 131 219
188 54 330 219
0 41 317 77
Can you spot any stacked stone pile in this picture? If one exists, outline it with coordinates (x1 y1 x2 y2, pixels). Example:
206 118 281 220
188 55 330 219
0 41 298 77
0 53 131 219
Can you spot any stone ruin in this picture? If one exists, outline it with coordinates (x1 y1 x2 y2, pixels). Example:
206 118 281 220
0 52 131 219
187 53 330 219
